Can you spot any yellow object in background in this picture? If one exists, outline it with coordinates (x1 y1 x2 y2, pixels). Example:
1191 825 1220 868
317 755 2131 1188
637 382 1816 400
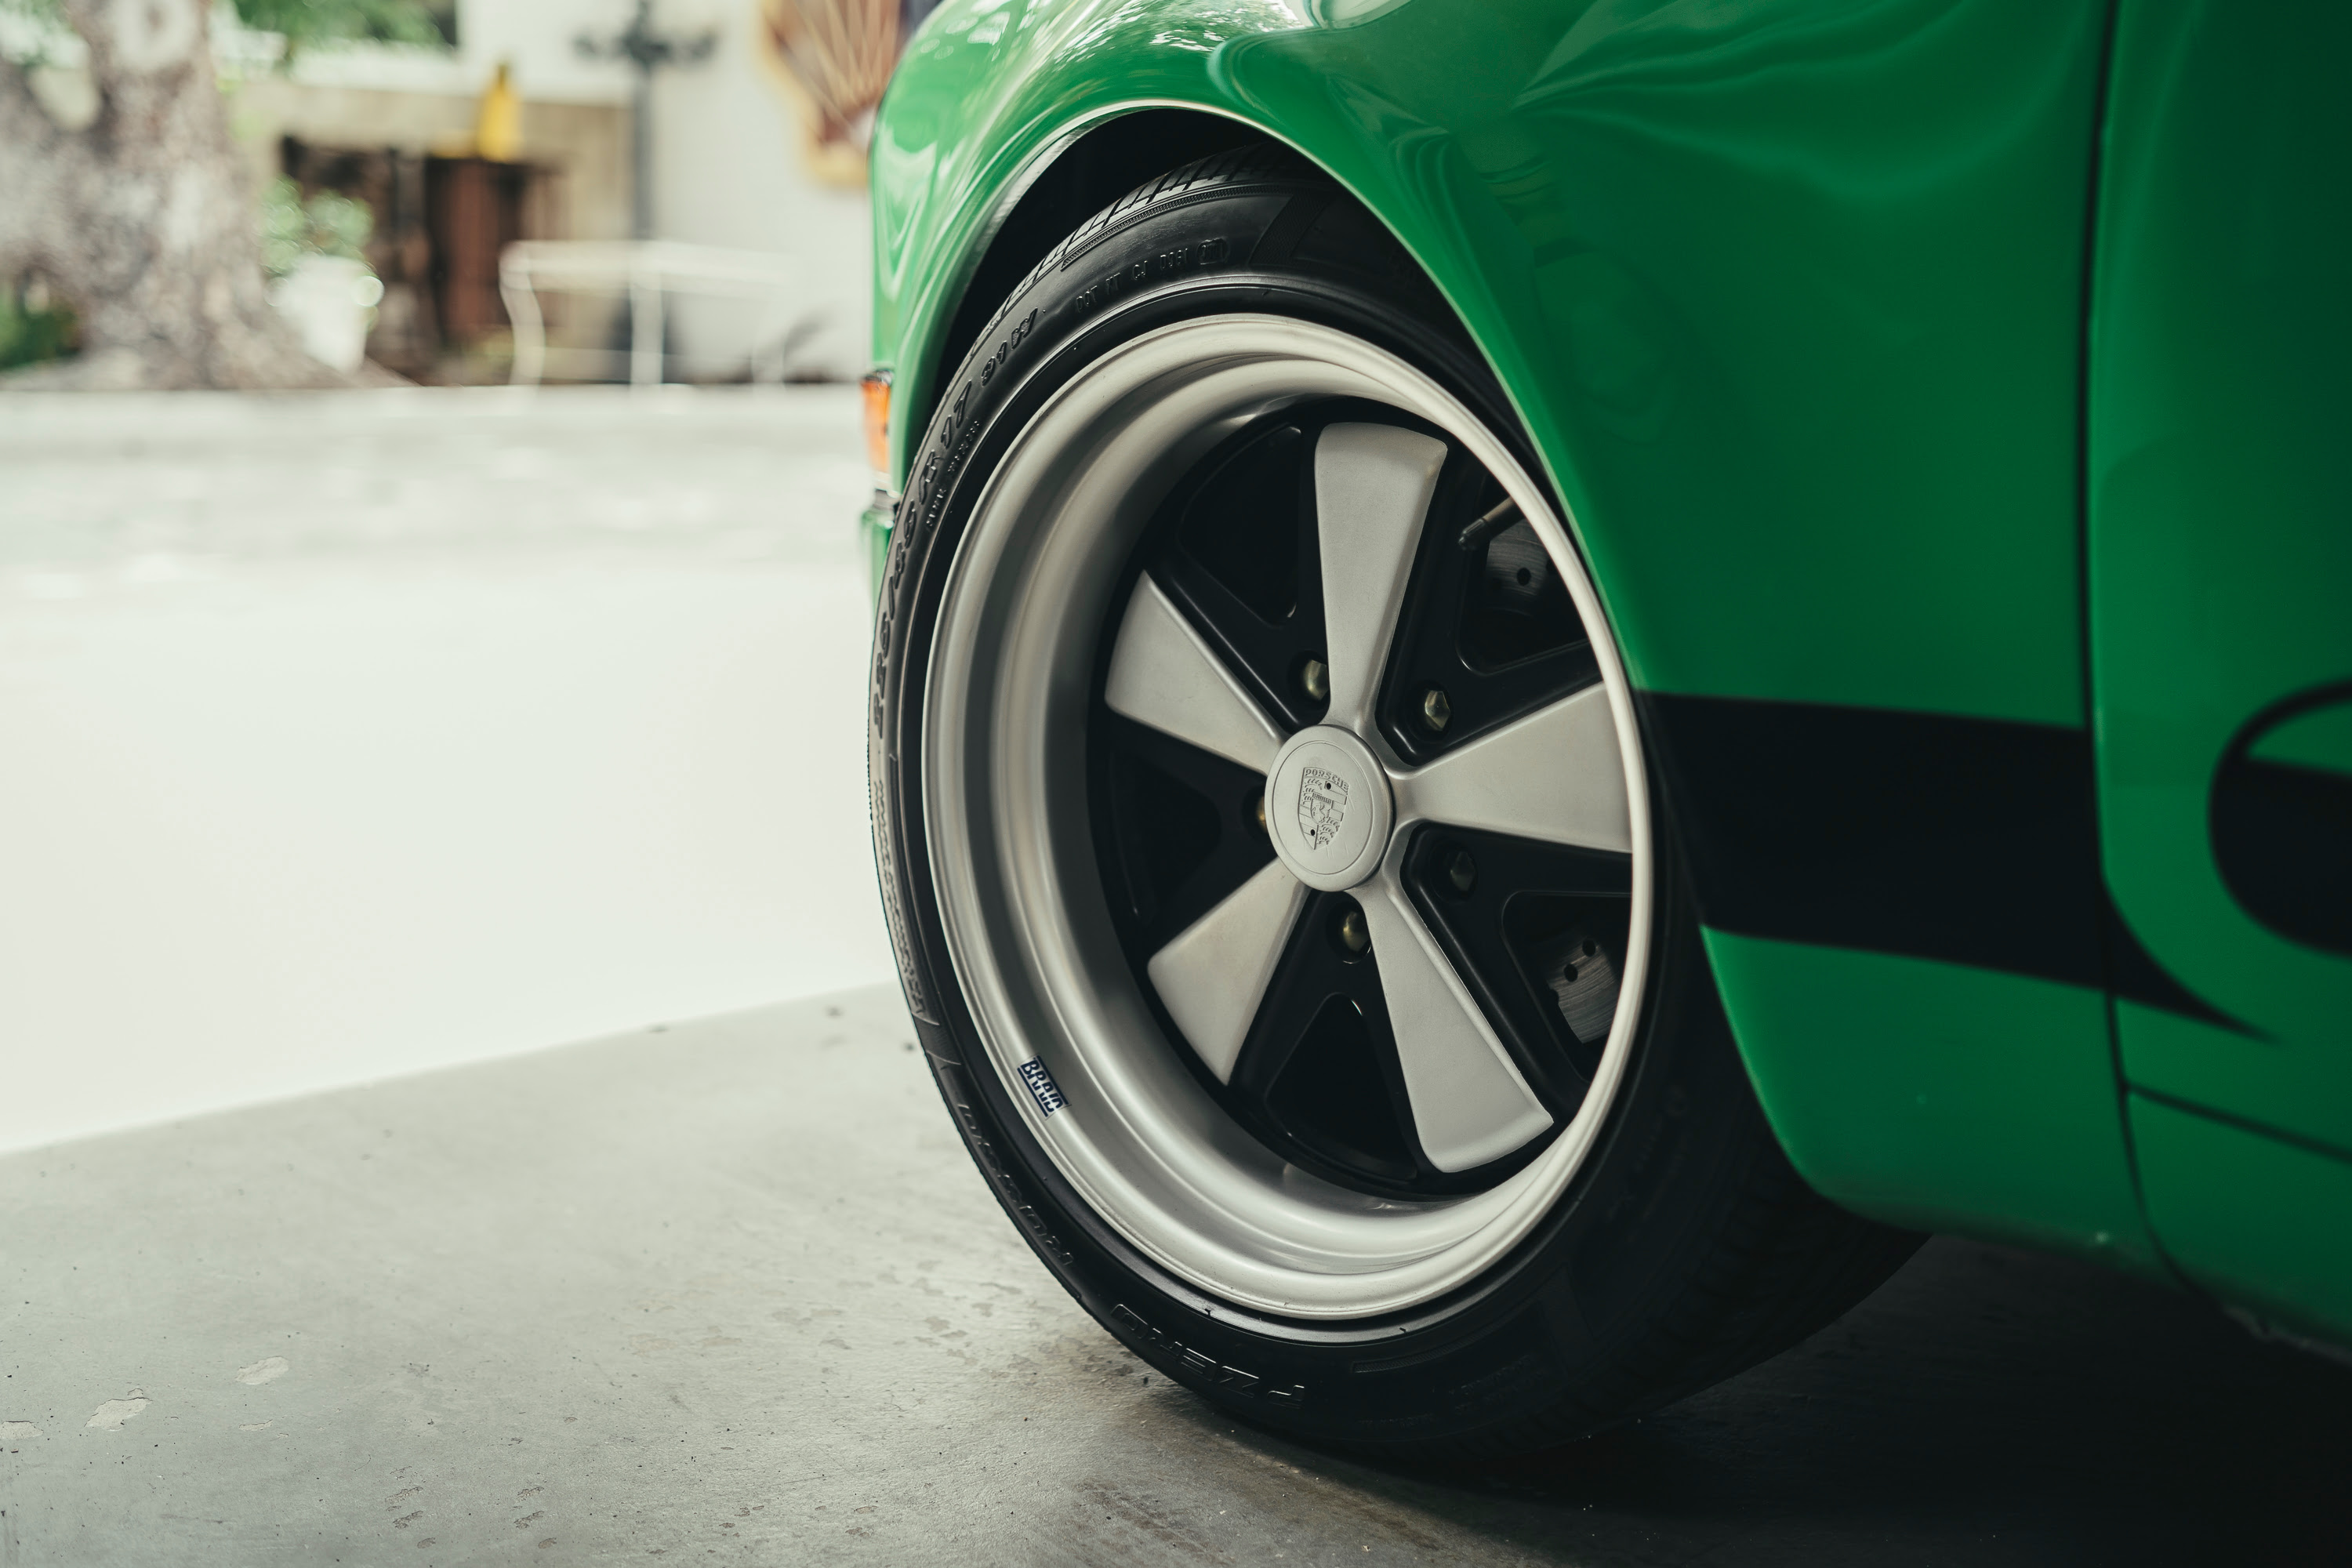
475 60 521 162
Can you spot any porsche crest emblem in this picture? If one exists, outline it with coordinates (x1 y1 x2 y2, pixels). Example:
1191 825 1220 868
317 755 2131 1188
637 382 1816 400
1296 765 1350 852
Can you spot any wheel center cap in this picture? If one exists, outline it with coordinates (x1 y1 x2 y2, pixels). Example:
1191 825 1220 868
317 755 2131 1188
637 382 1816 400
1265 726 1392 892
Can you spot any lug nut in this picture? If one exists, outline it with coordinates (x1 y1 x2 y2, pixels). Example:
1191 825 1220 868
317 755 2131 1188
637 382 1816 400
1446 849 1476 895
1421 687 1452 731
1336 907 1370 955
1299 657 1329 702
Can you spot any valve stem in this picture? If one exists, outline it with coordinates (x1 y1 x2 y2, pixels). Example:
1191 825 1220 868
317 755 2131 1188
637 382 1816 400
1457 495 1523 554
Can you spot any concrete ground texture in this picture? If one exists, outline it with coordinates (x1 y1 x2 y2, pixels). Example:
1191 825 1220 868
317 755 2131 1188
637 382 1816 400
5 988 2350 1566
3 390 2347 1565
0 388 892 1154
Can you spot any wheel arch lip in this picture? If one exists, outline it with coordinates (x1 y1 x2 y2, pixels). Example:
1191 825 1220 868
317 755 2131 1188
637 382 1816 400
868 2 1576 542
873 86 1319 477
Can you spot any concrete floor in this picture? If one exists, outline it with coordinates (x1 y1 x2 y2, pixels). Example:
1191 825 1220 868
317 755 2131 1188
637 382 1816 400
0 387 892 1154
5 988 2347 1566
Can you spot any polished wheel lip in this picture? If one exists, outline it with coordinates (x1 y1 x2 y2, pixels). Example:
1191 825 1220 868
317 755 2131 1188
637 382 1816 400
922 314 1653 1319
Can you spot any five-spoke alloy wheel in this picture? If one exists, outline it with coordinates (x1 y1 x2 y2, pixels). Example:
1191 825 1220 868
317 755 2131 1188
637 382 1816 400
1099 411 1644 1200
926 317 1650 1317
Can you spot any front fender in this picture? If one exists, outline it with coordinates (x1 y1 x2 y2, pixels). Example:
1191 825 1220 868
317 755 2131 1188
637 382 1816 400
872 0 2165 1274
876 0 2100 721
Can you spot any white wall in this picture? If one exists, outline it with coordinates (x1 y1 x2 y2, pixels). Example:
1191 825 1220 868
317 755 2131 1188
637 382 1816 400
456 0 635 103
256 0 630 104
475 0 873 379
646 2 873 379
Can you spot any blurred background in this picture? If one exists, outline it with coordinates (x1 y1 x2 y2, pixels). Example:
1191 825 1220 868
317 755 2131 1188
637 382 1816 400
0 0 924 1151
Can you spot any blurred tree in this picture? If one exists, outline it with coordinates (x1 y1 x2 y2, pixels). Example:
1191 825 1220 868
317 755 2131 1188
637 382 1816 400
0 0 442 387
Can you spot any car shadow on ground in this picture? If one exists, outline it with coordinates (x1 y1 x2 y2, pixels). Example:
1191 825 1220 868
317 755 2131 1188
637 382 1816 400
1174 1236 2352 1566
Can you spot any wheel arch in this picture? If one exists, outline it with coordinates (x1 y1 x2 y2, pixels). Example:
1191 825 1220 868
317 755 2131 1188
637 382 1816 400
877 95 1527 484
868 8 1554 499
912 107 1269 441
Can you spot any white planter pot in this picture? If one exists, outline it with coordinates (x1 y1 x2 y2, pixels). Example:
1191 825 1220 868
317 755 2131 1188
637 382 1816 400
270 256 383 372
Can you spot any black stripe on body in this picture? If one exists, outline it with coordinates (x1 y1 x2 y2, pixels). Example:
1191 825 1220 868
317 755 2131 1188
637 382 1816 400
1642 694 2237 1028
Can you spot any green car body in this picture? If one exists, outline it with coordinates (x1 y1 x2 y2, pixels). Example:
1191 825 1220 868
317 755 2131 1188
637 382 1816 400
865 0 2351 1348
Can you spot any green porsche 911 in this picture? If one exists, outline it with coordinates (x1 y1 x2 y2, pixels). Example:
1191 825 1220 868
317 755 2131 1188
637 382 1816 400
861 0 2349 1457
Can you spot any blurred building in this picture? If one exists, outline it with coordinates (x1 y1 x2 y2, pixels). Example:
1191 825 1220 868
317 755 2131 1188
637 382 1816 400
220 0 874 383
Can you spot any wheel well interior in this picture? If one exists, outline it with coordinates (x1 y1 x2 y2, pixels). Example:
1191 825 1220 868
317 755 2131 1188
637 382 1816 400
920 108 1268 434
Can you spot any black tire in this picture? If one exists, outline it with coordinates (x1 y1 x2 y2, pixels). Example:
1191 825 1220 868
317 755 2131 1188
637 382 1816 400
869 145 1918 1461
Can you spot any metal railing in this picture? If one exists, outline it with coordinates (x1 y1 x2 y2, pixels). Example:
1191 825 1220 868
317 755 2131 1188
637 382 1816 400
498 240 799 387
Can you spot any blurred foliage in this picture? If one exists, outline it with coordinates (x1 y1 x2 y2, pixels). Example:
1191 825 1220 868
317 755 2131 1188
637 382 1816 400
259 177 374 278
0 0 67 68
0 278 78 370
231 0 456 56
0 0 454 65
